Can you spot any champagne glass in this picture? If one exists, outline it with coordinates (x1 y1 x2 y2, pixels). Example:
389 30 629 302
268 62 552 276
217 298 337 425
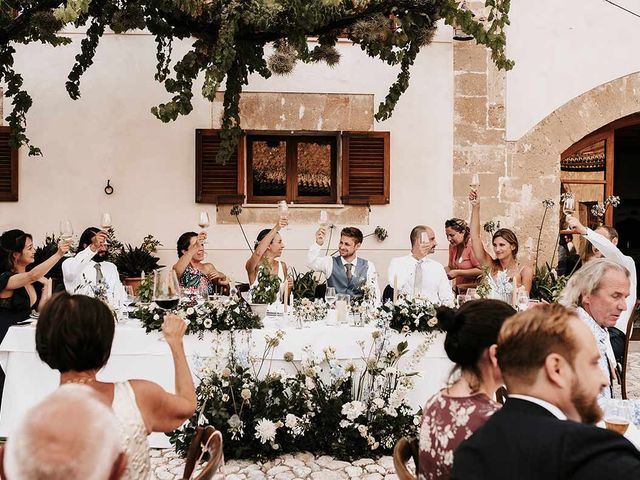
123 285 137 321
152 269 181 310
198 211 210 244
325 287 337 309
562 193 575 218
604 400 632 435
100 212 112 245
319 210 328 227
278 200 291 231
59 220 74 257
470 173 480 191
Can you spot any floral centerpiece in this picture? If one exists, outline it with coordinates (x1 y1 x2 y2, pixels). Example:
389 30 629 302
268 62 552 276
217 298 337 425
293 298 329 323
377 295 441 334
169 330 419 461
136 296 261 337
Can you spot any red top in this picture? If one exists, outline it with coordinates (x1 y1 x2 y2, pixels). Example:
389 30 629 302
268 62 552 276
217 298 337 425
447 239 481 287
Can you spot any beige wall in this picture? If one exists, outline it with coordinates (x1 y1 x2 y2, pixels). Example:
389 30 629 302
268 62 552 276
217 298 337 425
0 26 455 285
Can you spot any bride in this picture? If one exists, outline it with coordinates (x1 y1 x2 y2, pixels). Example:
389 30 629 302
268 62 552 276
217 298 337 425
468 189 532 303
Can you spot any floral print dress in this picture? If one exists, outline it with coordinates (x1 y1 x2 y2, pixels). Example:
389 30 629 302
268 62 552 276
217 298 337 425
418 391 499 480
179 263 211 296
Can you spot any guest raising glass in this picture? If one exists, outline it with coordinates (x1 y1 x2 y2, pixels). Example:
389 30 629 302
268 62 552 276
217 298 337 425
444 218 482 291
173 231 228 296
245 218 293 291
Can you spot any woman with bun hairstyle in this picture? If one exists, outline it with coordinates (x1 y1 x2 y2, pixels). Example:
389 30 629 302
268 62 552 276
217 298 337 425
418 299 516 480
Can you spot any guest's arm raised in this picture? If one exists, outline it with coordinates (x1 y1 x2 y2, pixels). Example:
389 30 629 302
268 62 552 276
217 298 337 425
62 231 107 284
172 232 206 278
307 227 333 278
5 240 69 291
132 314 197 433
245 218 287 282
469 189 491 267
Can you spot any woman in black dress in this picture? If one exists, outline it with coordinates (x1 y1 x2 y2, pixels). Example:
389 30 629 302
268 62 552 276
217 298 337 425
0 229 70 404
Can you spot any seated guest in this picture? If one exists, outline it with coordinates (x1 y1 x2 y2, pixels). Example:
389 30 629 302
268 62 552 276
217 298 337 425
62 228 126 305
246 218 293 293
388 225 454 304
452 304 640 480
444 218 482 291
469 189 532 300
566 216 636 363
35 293 197 480
1 384 127 480
557 233 579 277
174 231 229 296
0 229 70 406
308 226 380 303
419 299 516 480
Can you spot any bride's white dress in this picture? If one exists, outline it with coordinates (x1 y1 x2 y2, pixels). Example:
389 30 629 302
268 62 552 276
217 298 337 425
486 270 515 304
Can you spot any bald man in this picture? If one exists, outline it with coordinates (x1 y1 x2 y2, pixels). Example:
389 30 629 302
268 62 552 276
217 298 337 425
388 225 454 304
1 384 127 480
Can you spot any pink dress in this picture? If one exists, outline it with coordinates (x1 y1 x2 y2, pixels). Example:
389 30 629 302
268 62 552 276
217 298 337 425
447 239 481 287
418 391 499 480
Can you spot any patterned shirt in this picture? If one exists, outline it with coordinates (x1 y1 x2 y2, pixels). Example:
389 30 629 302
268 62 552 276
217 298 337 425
576 307 614 399
419 391 499 480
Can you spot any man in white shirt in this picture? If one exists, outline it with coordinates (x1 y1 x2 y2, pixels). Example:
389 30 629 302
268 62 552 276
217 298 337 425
387 225 454 304
62 227 126 306
307 226 380 304
567 216 637 362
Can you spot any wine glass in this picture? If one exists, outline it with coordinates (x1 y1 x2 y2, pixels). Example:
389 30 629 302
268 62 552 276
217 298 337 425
470 173 480 191
562 193 575 218
319 210 328 227
198 211 210 244
604 400 632 435
325 287 337 309
516 289 529 311
152 269 181 310
59 220 74 257
123 285 137 321
278 200 291 231
100 213 112 245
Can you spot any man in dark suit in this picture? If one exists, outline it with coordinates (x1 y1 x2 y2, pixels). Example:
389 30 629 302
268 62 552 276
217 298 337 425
451 303 640 479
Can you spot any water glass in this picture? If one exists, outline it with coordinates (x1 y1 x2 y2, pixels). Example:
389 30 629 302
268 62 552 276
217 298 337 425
517 290 529 311
604 400 632 435
325 287 337 308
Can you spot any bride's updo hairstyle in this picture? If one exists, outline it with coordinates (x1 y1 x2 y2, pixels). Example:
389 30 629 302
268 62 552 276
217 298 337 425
437 299 516 385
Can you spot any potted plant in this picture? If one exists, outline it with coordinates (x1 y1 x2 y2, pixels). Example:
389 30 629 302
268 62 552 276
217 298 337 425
29 234 67 292
249 261 281 319
114 235 162 295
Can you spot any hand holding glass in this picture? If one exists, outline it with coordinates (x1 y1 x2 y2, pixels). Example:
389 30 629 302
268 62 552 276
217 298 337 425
562 194 575 217
153 269 181 310
59 220 74 257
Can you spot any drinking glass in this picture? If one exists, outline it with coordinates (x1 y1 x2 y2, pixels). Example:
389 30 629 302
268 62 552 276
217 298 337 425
325 287 337 309
123 285 137 320
466 288 478 299
198 211 210 244
457 294 469 307
100 212 112 230
278 200 291 231
517 289 530 311
59 220 74 257
319 210 328 227
562 193 575 218
604 400 632 435
470 173 480 190
336 294 350 324
152 269 181 310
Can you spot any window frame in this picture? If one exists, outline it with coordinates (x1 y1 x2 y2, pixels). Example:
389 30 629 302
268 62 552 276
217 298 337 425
246 133 338 205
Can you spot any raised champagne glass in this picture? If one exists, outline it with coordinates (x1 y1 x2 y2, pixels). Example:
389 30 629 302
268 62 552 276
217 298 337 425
198 211 210 245
278 200 291 231
59 220 74 257
470 173 480 191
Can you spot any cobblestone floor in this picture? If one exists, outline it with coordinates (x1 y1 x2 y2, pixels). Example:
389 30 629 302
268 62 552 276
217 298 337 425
151 352 640 479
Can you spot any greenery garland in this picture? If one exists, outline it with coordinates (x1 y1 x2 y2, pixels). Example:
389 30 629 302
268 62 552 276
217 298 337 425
1 0 513 159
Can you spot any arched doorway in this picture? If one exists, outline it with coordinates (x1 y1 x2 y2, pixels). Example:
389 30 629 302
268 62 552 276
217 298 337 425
561 112 640 288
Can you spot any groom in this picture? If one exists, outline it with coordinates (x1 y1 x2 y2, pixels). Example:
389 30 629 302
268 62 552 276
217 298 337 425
307 226 380 303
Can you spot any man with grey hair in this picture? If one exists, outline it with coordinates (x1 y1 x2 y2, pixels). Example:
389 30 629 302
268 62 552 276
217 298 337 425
567 216 636 362
1 384 127 480
559 258 630 401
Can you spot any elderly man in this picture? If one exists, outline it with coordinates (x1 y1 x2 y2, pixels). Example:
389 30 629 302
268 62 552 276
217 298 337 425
387 225 454 304
1 384 127 480
308 226 380 303
567 216 637 362
452 304 640 479
62 227 126 305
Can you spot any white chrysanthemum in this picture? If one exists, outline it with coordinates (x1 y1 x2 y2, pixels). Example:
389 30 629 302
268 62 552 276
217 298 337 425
186 307 195 315
254 418 278 444
342 401 366 421
285 414 298 429
203 318 213 328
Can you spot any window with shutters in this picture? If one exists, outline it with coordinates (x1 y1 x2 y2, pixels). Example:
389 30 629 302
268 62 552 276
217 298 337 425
247 135 337 204
196 129 390 206
0 127 18 202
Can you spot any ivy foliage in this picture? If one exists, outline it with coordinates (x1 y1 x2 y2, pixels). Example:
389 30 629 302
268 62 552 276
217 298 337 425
0 0 512 160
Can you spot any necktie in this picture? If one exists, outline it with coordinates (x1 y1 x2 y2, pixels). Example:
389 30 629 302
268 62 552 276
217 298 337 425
345 263 353 282
413 260 423 298
94 263 104 283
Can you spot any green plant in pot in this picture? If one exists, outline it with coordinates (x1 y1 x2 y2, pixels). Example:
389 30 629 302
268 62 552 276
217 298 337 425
114 235 162 295
29 234 66 292
249 261 281 319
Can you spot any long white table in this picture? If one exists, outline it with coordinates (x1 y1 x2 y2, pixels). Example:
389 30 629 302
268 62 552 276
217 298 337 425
0 319 452 448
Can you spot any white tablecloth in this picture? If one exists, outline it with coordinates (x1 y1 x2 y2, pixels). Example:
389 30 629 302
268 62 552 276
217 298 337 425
0 319 452 448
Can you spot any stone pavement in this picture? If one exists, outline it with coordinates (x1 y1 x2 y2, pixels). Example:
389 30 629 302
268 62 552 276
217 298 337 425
151 352 640 479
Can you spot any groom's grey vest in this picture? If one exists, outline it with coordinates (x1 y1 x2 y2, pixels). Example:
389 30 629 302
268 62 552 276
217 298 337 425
326 256 369 300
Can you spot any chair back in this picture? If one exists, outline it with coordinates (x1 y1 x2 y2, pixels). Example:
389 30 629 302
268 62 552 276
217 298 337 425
182 426 224 480
393 436 419 480
621 302 638 399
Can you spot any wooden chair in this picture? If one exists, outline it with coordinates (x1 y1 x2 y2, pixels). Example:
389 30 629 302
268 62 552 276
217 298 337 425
620 304 639 399
181 426 224 480
393 436 420 480
495 385 508 405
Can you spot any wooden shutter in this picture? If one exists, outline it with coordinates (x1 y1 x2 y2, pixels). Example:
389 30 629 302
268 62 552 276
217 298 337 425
0 127 18 202
341 131 390 205
196 129 245 204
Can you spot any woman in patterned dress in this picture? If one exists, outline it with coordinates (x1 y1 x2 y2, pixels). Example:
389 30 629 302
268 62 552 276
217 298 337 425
418 299 516 480
173 231 229 296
